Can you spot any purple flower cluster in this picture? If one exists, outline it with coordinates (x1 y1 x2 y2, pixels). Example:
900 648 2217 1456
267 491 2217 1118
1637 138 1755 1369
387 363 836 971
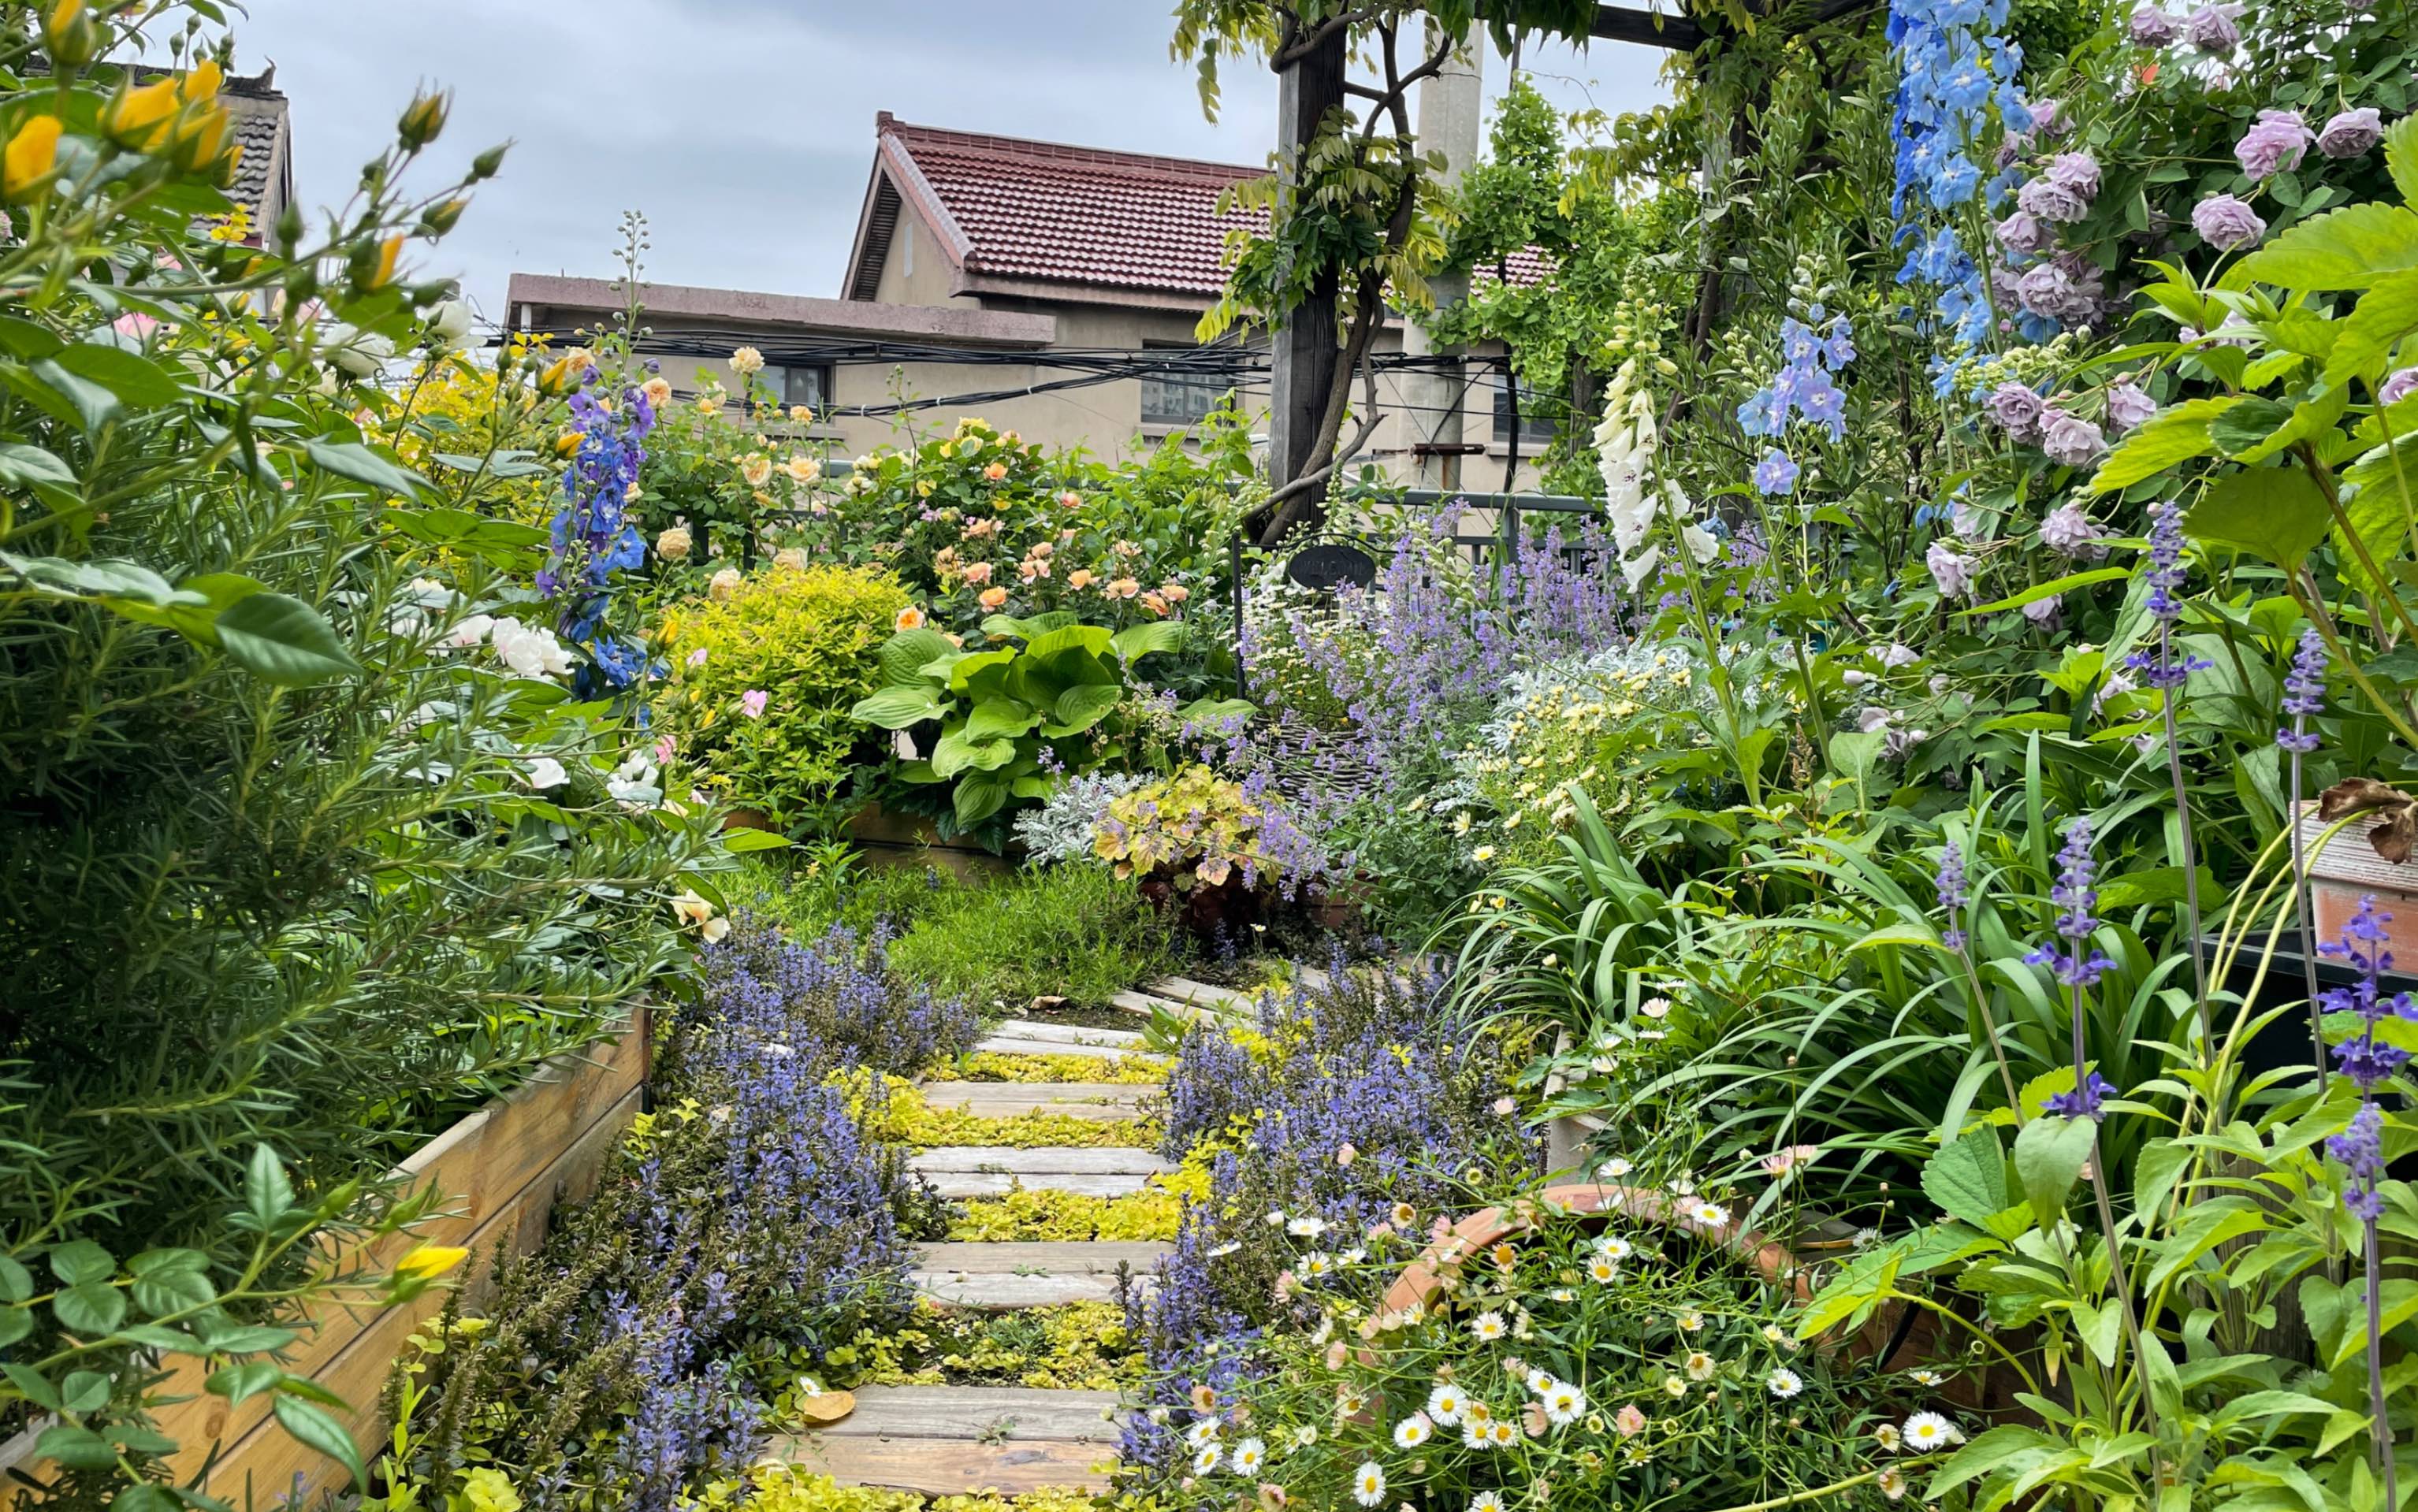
2234 110 2313 182
1125 955 1537 1474
2043 1070 2115 1121
2277 627 2327 754
2026 819 2115 990
1738 313 1855 444
2193 194 2267 251
2317 896 2418 1092
543 375 659 697
2327 1102 2386 1220
1936 841 1969 951
2126 503 2213 690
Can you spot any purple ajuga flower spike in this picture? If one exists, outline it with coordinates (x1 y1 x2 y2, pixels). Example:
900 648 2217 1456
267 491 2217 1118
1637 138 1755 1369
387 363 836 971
2043 1070 2116 1122
2277 627 2327 753
1937 841 1970 951
2026 818 2115 988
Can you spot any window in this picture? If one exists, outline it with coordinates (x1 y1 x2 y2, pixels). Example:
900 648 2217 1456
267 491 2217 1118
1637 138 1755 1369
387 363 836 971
766 362 830 414
1492 373 1558 445
1140 342 1233 427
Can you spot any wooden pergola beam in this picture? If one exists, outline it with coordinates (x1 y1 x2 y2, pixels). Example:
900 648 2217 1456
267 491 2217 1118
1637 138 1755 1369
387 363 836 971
1588 0 1881 50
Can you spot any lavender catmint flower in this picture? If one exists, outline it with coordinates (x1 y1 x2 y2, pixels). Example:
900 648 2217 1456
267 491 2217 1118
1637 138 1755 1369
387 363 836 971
2026 818 2115 989
2043 1070 2115 1121
2328 1102 2386 1219
2234 110 2314 181
1936 841 1969 951
2193 193 2267 251
2319 106 2384 158
2277 627 2327 753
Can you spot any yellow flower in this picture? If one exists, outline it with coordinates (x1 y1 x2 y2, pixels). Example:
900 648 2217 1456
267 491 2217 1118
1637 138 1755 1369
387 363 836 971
740 454 773 489
789 404 815 425
395 1244 467 1280
179 58 224 104
459 1467 522 1512
363 233 404 291
2 114 61 202
102 77 179 147
641 376 672 407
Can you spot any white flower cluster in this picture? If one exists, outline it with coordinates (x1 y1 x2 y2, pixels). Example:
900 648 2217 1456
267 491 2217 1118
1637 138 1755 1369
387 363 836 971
1593 359 1718 590
445 613 573 679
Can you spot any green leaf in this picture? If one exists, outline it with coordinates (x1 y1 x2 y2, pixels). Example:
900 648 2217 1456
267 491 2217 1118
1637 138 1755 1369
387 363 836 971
0 1255 35 1303
1959 567 2129 616
1925 1425 2059 1495
207 1362 282 1405
1043 681 1125 737
1175 696 1253 727
129 1264 214 1318
245 1143 296 1227
878 627 956 687
945 648 1017 697
273 1394 367 1489
34 1424 121 1470
54 1281 125 1336
2327 269 2418 387
2339 432 2418 593
2070 1298 2122 1367
0 1306 32 1348
2012 1113 2097 1225
2241 202 2418 292
0 441 76 487
302 438 425 496
0 315 65 360
48 1238 113 1285
1110 620 1185 661
2390 113 2418 207
2183 466 2334 567
4 1362 59 1408
1022 624 1114 666
2210 396 2293 455
962 697 1045 744
215 593 363 685
850 685 948 730
32 357 120 431
53 344 184 407
952 768 1014 828
1921 1129 2014 1229
717 829 792 853
2090 397 2242 492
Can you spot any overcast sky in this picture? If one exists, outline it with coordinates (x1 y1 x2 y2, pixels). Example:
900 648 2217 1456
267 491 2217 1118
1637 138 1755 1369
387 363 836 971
232 2 1672 321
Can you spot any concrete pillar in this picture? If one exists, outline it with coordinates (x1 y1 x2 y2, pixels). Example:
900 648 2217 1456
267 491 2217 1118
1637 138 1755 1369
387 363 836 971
1402 23 1483 495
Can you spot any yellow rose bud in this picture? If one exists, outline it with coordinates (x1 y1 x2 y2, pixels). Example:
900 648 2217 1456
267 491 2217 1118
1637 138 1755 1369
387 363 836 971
361 233 404 292
178 58 223 104
2 114 61 202
395 1245 468 1280
168 104 233 174
554 431 584 459
537 355 577 396
101 77 179 148
42 1 98 69
397 89 450 149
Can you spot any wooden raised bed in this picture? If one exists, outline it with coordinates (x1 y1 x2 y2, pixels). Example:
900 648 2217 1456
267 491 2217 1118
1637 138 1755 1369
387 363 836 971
2 1010 649 1510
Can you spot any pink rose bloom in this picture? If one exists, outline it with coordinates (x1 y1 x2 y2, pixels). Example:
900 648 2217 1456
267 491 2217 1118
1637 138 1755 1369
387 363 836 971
2192 193 2267 251
2105 381 2159 433
1926 541 1973 602
961 561 994 585
740 689 769 719
2319 107 2383 158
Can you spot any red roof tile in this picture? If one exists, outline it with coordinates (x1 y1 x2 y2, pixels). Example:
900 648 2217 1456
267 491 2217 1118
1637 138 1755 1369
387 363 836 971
874 114 1264 300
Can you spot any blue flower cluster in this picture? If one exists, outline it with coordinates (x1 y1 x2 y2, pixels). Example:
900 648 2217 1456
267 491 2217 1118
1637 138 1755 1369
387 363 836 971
2319 897 2418 1220
2026 817 2115 992
541 373 659 697
1888 0 2029 358
1739 310 1856 496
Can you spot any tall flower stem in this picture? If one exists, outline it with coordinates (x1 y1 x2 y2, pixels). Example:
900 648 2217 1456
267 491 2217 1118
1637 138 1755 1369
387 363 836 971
2158 670 2211 1041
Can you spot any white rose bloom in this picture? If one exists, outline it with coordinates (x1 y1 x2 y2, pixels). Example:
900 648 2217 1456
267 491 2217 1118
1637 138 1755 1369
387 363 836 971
525 757 569 790
445 613 495 649
324 325 394 377
424 299 475 351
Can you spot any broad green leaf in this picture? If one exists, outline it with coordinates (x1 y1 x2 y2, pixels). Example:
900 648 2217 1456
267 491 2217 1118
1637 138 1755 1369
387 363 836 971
717 828 791 853
2183 466 2334 567
207 1362 282 1404
2327 269 2418 387
952 768 1014 827
0 1306 31 1348
2230 381 2352 465
1022 623 1114 666
33 1425 120 1470
850 685 948 729
32 357 119 430
1175 696 1253 727
2339 431 2418 593
1110 620 1185 661
1959 567 2129 616
962 697 1045 744
2210 396 2293 455
302 438 425 496
216 593 363 686
245 1144 296 1226
273 1394 368 1489
2090 396 2242 492
48 1239 114 1286
2070 1298 2122 1367
1043 681 1125 737
2388 112 2418 210
978 610 1078 642
53 344 184 407
2144 1196 2267 1293
53 1281 126 1336
1921 1129 2013 1229
945 648 1016 697
2240 202 2418 292
0 442 76 487
1925 1424 2059 1495
2328 1277 2418 1368
878 626 955 687
2013 1113 2097 1225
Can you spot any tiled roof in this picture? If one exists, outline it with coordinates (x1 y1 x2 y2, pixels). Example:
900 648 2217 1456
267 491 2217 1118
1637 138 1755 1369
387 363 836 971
226 109 283 219
864 114 1265 302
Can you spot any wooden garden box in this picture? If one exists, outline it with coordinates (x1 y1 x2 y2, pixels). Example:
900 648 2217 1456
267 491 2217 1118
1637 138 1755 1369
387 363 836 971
0 1009 650 1510
2300 798 2418 963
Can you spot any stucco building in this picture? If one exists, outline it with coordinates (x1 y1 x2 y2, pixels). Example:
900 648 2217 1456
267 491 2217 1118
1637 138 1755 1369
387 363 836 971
506 113 1547 490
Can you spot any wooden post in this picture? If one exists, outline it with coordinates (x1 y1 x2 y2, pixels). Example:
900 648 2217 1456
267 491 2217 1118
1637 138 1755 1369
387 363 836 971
1267 25 1347 498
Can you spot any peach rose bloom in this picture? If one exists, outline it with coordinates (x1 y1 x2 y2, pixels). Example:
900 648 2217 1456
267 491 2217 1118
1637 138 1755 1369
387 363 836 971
740 453 772 488
895 606 927 631
641 377 672 407
962 561 994 585
978 586 1009 609
982 462 1008 481
1161 583 1191 604
1105 577 1140 600
1068 569 1096 589
1141 592 1170 616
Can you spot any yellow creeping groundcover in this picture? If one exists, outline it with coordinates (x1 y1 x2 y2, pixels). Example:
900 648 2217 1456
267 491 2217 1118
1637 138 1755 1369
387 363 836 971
924 1050 1166 1085
855 1075 1166 1151
698 1465 1150 1512
947 1155 1210 1243
843 1301 1140 1392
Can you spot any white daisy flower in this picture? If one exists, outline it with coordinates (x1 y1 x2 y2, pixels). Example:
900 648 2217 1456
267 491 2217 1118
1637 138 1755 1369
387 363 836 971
1596 1235 1635 1262
1601 1157 1635 1177
1207 1241 1242 1258
1427 1384 1467 1424
1470 1495 1508 1512
1288 1216 1329 1239
1903 1412 1965 1451
1470 1310 1508 1341
1663 1374 1687 1399
1393 1413 1434 1449
1263 1209 1288 1228
1301 1250 1334 1278
1352 1461 1386 1507
1185 1417 1221 1448
1293 1425 1319 1447
1192 1443 1222 1475
1683 1198 1729 1228
1231 1437 1266 1474
1910 1368 1946 1386
1587 1255 1620 1284
1486 1420 1519 1447
1873 1423 1902 1453
1767 1369 1804 1399
1676 1308 1705 1332
1541 1380 1585 1425
1525 1367 1555 1395
1685 1350 1716 1381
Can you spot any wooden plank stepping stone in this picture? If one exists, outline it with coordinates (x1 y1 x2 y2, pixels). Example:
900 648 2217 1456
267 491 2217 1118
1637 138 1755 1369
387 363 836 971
777 1385 1120 1496
1110 988 1216 1022
973 1034 1158 1064
913 1240 1170 1310
913 1147 1172 1176
917 1083 1157 1123
988 1018 1148 1048
921 1169 1159 1198
1148 975 1257 1014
